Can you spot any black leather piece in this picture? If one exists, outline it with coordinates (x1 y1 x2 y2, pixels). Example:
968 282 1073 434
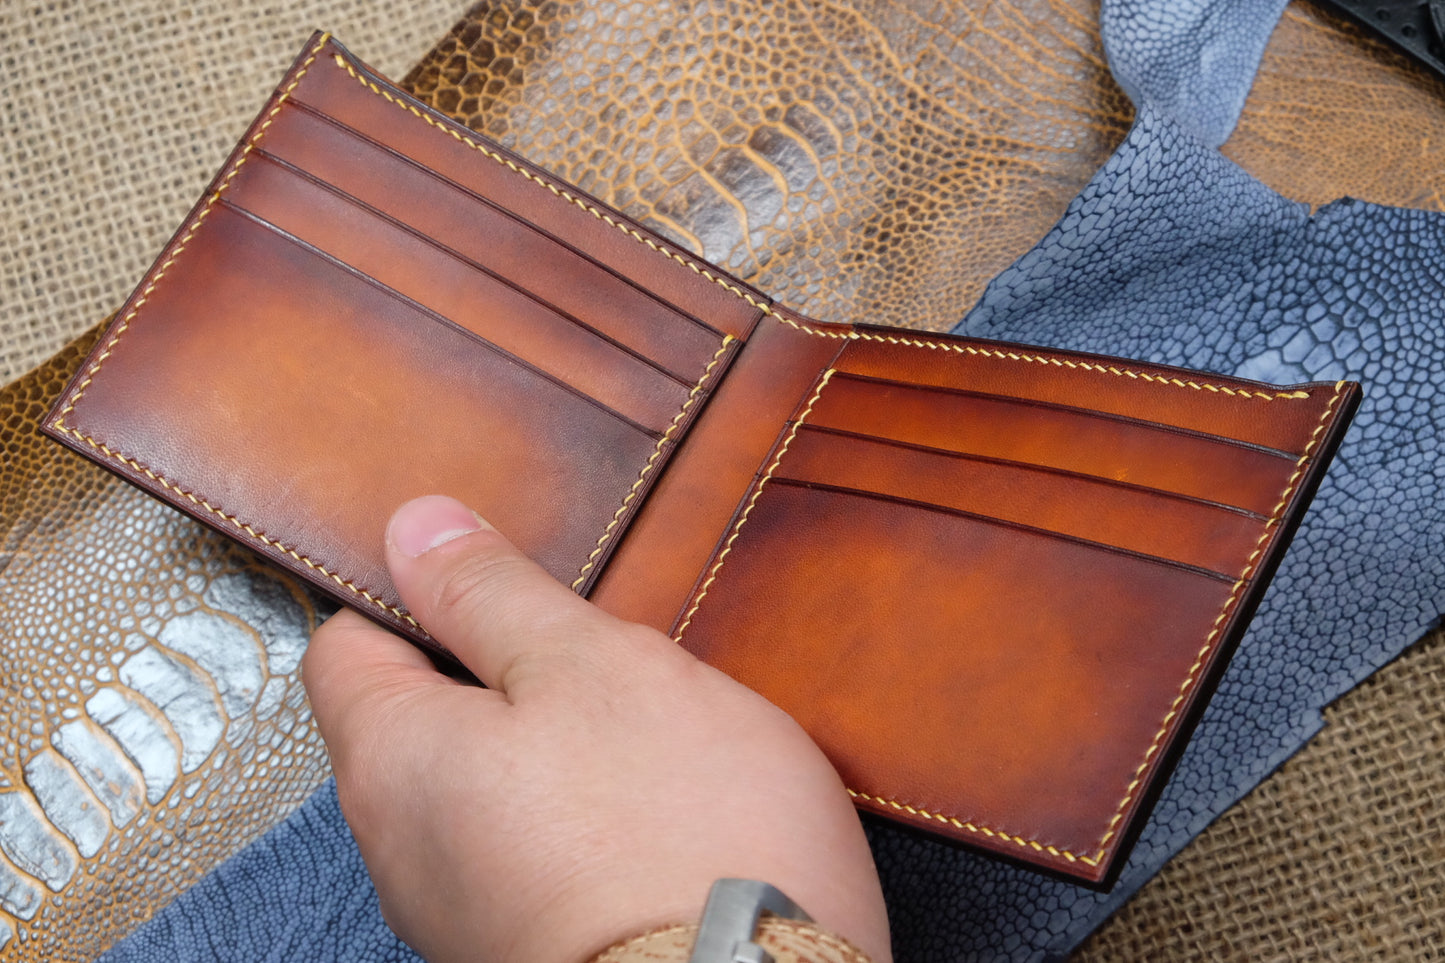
1310 0 1445 78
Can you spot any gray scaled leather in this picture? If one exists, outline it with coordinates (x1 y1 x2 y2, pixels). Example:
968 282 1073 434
873 0 1444 959
102 1 1445 960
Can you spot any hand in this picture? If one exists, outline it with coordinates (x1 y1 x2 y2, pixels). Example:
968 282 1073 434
302 495 891 963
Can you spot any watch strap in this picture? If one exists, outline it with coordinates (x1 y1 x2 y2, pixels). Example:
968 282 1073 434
689 879 811 963
592 919 871 963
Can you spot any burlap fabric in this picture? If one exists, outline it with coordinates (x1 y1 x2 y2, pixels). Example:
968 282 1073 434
2 1 1442 960
0 0 461 385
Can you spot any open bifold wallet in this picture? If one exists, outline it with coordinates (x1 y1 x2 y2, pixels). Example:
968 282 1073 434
43 34 1360 887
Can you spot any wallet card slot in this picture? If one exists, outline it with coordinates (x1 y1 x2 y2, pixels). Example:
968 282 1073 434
252 144 693 387
214 200 666 440
764 478 1235 582
772 426 1265 577
289 54 765 338
805 373 1298 515
56 197 671 588
262 103 729 381
837 328 1334 455
224 154 692 434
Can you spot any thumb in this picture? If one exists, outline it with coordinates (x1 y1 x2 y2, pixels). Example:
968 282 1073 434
384 495 616 693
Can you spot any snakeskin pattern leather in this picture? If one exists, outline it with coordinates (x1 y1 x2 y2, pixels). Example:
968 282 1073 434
5 0 1443 959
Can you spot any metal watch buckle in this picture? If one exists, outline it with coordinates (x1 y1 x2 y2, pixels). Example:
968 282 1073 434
687 878 813 963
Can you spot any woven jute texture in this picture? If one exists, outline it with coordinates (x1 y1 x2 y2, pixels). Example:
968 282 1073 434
1080 625 1445 961
2 2 1442 961
0 0 461 386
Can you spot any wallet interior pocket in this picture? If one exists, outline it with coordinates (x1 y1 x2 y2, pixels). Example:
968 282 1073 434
803 371 1301 516
673 462 1239 865
60 202 672 589
221 150 692 434
669 340 1330 873
252 102 730 383
772 424 1267 577
47 36 761 646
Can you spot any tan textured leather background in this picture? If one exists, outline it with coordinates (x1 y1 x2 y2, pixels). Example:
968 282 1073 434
2 0 1443 958
0 4 461 959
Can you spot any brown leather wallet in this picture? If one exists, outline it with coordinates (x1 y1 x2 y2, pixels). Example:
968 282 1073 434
42 33 1360 887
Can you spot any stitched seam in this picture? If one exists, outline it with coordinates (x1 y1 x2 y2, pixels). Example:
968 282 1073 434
42 36 424 629
759 918 872 963
1083 378 1349 863
328 52 1310 404
50 425 421 633
570 337 734 590
590 922 694 962
54 35 330 426
845 330 1310 400
848 788 1103 864
671 370 837 641
672 373 1346 867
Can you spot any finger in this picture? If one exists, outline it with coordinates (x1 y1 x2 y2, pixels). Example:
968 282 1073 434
383 495 609 693
302 608 486 758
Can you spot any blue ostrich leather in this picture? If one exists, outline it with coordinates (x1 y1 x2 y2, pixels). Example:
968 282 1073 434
101 783 417 963
102 1 1445 960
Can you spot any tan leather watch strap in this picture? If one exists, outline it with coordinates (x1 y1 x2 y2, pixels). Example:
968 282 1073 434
592 919 873 963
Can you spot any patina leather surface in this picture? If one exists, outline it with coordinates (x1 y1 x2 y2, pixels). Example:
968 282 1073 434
3 0 1442 959
41 36 1357 884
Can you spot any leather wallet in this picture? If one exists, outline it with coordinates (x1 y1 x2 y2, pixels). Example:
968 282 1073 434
42 33 1360 887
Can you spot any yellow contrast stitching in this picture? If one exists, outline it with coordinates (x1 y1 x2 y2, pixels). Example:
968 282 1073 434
847 331 1310 400
672 369 835 641
42 37 418 627
52 425 421 633
570 337 734 590
670 367 1345 867
330 52 1309 404
1084 378 1349 861
55 34 330 425
846 790 1096 865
